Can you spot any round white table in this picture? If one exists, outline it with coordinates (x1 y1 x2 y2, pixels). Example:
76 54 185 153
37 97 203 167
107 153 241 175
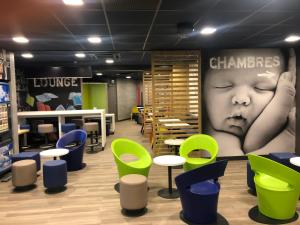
40 148 69 160
290 157 300 167
153 155 186 199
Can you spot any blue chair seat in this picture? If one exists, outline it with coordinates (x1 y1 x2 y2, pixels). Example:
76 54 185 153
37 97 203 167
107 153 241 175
43 160 67 189
10 152 40 171
190 180 219 195
61 123 76 134
57 129 87 171
175 160 228 225
20 124 30 130
269 152 300 173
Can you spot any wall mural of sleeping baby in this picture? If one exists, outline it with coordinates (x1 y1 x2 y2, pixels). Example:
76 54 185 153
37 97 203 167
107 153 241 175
203 48 296 156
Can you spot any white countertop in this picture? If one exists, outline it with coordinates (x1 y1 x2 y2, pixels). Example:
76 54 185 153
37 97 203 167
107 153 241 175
18 109 105 117
290 157 300 167
159 118 181 122
153 155 186 167
163 123 190 127
40 148 69 158
164 139 185 146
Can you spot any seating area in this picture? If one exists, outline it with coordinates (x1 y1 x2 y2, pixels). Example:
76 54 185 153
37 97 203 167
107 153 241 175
1 120 300 225
0 1 299 224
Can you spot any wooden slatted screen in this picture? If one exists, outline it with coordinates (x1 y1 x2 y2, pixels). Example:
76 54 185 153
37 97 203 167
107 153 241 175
151 51 201 155
142 71 153 136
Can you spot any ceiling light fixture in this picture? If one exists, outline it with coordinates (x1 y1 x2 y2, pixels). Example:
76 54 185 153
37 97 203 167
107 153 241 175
284 35 300 43
12 36 29 44
87 36 102 44
21 53 34 59
96 72 103 76
105 58 114 64
200 27 217 35
62 0 84 6
126 76 131 79
75 53 86 58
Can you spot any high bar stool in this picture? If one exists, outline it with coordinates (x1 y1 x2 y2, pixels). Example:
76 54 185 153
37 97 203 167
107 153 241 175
19 124 31 151
84 122 100 153
38 124 54 149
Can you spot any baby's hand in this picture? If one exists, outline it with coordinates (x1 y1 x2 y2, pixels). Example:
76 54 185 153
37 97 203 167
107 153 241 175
275 48 296 105
243 49 296 152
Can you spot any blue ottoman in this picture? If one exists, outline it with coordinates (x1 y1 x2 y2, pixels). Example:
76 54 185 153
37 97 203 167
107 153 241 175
43 160 67 189
247 161 256 193
20 124 30 130
269 152 300 172
10 152 41 171
61 123 76 134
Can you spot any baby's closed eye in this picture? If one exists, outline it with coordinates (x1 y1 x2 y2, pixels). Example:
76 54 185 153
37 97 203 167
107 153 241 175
213 82 233 89
254 84 275 92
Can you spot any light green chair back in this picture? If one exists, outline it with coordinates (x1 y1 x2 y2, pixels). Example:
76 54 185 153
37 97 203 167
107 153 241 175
248 154 300 220
111 138 152 178
179 134 219 171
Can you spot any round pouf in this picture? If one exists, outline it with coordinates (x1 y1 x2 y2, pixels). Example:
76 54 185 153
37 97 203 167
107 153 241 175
84 122 98 133
62 123 76 134
38 124 54 134
120 174 148 216
11 152 41 171
43 160 67 190
12 160 37 188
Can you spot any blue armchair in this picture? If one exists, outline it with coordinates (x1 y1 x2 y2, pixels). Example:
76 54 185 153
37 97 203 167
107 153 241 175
175 160 228 224
56 129 87 171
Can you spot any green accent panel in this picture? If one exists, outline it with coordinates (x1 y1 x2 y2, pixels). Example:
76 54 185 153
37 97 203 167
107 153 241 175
82 83 108 111
82 84 90 109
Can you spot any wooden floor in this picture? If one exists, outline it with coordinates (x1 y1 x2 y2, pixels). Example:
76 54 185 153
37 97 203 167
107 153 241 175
0 120 299 225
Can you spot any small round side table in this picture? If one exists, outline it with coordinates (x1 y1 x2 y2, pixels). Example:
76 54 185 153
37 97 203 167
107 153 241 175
153 155 186 199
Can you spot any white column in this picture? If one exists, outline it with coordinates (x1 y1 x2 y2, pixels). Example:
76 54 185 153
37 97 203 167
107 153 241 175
101 109 106 149
9 52 19 153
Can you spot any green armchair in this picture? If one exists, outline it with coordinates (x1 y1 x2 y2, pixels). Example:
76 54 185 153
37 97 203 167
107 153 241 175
111 138 152 178
179 134 219 171
248 154 300 220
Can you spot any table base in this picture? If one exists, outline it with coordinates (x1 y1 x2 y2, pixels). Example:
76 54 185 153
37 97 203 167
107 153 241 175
158 188 179 199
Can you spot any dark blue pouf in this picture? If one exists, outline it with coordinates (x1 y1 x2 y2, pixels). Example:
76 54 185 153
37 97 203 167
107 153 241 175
269 152 300 172
10 152 41 171
43 160 67 189
61 123 77 134
247 161 256 192
20 124 30 130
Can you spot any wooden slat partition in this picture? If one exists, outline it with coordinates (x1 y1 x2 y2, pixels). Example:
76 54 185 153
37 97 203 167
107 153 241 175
142 71 153 136
151 51 201 155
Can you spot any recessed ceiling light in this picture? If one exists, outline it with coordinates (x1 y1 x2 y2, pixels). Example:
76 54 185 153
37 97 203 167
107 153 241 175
87 36 102 44
145 72 150 75
105 58 114 64
200 27 217 35
21 53 34 59
284 35 300 42
96 72 103 76
62 0 84 6
12 36 29 44
126 76 131 79
75 53 86 58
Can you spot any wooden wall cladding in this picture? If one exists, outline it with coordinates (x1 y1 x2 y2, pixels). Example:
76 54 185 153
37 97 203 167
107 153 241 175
151 51 202 155
143 71 152 106
142 71 153 136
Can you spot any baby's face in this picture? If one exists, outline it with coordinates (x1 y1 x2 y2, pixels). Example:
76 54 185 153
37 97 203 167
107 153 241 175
204 49 284 137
